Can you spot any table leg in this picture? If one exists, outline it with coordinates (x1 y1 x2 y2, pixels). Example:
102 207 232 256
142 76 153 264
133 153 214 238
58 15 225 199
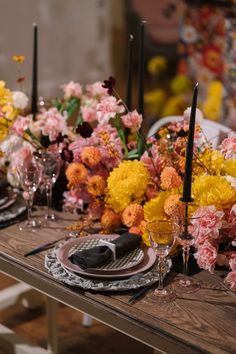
46 297 59 354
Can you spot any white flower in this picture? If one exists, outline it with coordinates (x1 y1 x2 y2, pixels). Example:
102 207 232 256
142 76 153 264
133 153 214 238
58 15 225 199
224 175 236 189
12 91 29 110
0 135 23 154
180 25 198 44
184 107 204 125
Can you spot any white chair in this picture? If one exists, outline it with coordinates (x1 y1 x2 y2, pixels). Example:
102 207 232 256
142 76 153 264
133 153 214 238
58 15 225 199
148 116 232 148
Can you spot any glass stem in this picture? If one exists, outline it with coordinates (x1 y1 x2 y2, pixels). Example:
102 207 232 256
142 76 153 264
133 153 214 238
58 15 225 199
182 245 190 277
27 191 34 222
158 258 164 291
45 183 52 216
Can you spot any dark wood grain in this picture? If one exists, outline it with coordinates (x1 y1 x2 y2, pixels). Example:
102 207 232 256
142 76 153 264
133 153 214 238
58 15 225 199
0 214 236 354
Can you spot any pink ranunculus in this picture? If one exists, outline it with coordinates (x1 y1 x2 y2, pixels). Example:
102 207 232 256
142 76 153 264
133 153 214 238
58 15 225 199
191 206 224 245
220 137 236 159
194 240 218 273
62 81 82 99
86 81 108 98
224 271 236 291
96 96 125 124
81 106 97 123
121 110 143 131
35 108 68 142
10 115 32 136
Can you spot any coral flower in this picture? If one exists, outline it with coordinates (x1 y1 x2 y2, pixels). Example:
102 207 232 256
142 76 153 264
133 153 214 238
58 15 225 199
160 166 182 190
122 204 144 227
129 220 147 236
101 208 121 231
66 162 88 188
81 146 102 167
86 175 106 196
164 194 181 216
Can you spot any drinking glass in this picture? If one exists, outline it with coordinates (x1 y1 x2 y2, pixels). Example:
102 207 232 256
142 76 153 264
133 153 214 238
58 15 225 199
173 208 201 293
18 158 43 231
147 220 176 303
41 151 60 221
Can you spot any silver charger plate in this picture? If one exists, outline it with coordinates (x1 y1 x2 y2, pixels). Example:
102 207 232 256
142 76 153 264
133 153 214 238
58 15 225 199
45 242 161 291
0 194 26 222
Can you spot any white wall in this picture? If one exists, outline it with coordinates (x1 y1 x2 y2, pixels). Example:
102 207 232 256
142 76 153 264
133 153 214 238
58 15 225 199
0 0 113 98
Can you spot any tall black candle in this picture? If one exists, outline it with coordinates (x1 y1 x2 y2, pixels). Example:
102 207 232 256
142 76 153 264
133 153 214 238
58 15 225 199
31 23 38 117
182 83 199 203
138 20 146 116
126 34 133 111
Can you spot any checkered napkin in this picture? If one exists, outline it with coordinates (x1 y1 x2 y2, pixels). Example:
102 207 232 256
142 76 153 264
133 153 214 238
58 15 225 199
69 233 142 269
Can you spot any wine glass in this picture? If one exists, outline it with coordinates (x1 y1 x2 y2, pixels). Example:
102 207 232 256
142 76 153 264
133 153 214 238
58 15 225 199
146 220 176 303
173 205 201 293
41 151 60 221
18 157 43 231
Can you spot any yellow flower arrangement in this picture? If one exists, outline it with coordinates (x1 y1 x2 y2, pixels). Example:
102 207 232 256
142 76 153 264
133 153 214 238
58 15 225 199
147 55 167 75
202 80 223 121
143 191 170 222
194 150 225 175
170 74 192 94
223 158 236 178
105 160 150 213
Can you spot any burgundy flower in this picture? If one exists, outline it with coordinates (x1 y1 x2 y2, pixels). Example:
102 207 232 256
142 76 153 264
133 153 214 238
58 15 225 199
60 147 73 163
102 76 116 95
76 122 93 138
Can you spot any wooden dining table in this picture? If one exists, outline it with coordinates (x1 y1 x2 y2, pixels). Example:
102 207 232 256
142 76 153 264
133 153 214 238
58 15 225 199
0 212 235 354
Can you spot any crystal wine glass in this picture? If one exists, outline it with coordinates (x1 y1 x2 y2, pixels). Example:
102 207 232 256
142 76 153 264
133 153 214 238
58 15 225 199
173 207 201 293
41 151 60 221
18 157 43 231
147 220 176 303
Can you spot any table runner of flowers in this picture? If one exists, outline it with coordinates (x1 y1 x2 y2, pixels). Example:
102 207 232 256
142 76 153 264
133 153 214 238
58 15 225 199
0 78 235 291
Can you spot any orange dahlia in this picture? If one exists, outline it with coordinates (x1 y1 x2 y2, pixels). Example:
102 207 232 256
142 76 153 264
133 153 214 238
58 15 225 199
129 220 147 236
81 146 101 167
164 194 182 216
86 175 106 196
101 208 121 231
66 162 88 188
122 204 144 227
160 166 182 190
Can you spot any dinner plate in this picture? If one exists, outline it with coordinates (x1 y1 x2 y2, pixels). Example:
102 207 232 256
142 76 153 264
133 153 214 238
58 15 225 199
57 234 156 279
0 190 18 211
0 195 26 222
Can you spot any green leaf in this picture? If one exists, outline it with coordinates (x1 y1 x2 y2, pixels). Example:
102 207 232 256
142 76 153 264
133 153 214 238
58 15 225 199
67 98 80 119
76 113 83 126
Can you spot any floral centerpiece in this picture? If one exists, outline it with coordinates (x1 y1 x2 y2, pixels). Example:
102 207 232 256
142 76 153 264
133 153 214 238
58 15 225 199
62 79 236 291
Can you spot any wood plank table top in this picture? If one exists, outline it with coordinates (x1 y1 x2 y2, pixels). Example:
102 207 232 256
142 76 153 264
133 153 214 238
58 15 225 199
0 213 235 354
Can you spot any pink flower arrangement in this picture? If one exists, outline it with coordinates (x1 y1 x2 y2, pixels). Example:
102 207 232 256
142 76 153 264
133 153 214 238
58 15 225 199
96 96 125 124
10 115 31 136
220 136 236 159
121 110 142 131
194 240 218 274
62 80 82 99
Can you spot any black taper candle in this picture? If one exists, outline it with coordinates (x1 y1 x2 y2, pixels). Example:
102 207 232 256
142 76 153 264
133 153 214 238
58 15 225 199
138 21 146 116
31 23 38 117
126 34 133 111
182 83 199 203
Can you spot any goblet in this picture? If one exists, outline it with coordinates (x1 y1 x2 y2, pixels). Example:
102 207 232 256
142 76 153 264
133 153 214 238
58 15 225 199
147 220 176 303
41 151 60 221
173 206 201 293
18 158 43 231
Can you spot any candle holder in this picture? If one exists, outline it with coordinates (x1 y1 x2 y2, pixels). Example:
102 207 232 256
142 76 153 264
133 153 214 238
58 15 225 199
173 201 201 293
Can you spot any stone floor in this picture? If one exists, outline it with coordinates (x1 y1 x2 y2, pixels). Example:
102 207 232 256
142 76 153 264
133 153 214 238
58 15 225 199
0 274 151 354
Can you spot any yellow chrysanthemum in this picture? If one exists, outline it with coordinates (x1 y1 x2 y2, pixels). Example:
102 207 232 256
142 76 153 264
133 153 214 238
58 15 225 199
202 81 223 121
170 74 192 94
162 95 187 116
192 175 236 209
147 56 167 75
144 89 166 115
194 150 225 175
223 158 236 178
105 160 150 213
144 191 170 222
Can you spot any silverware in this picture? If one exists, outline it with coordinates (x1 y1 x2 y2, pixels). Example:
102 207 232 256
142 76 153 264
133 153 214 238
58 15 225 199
128 286 149 304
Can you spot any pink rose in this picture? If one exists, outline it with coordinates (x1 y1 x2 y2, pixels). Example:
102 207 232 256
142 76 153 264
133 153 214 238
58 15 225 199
220 137 236 159
224 271 236 291
10 115 32 136
96 96 125 124
194 240 218 273
191 206 224 245
121 110 143 131
62 81 82 99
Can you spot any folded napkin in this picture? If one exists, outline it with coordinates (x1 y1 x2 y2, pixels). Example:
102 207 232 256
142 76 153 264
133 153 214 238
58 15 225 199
69 233 142 269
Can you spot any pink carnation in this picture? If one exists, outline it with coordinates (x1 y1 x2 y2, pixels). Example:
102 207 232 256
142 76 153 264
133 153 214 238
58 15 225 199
191 206 224 245
86 82 108 98
220 137 236 159
81 106 97 123
10 115 32 136
35 108 68 142
194 240 218 273
224 271 236 291
121 110 142 131
96 96 125 124
62 81 82 99
63 189 84 213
